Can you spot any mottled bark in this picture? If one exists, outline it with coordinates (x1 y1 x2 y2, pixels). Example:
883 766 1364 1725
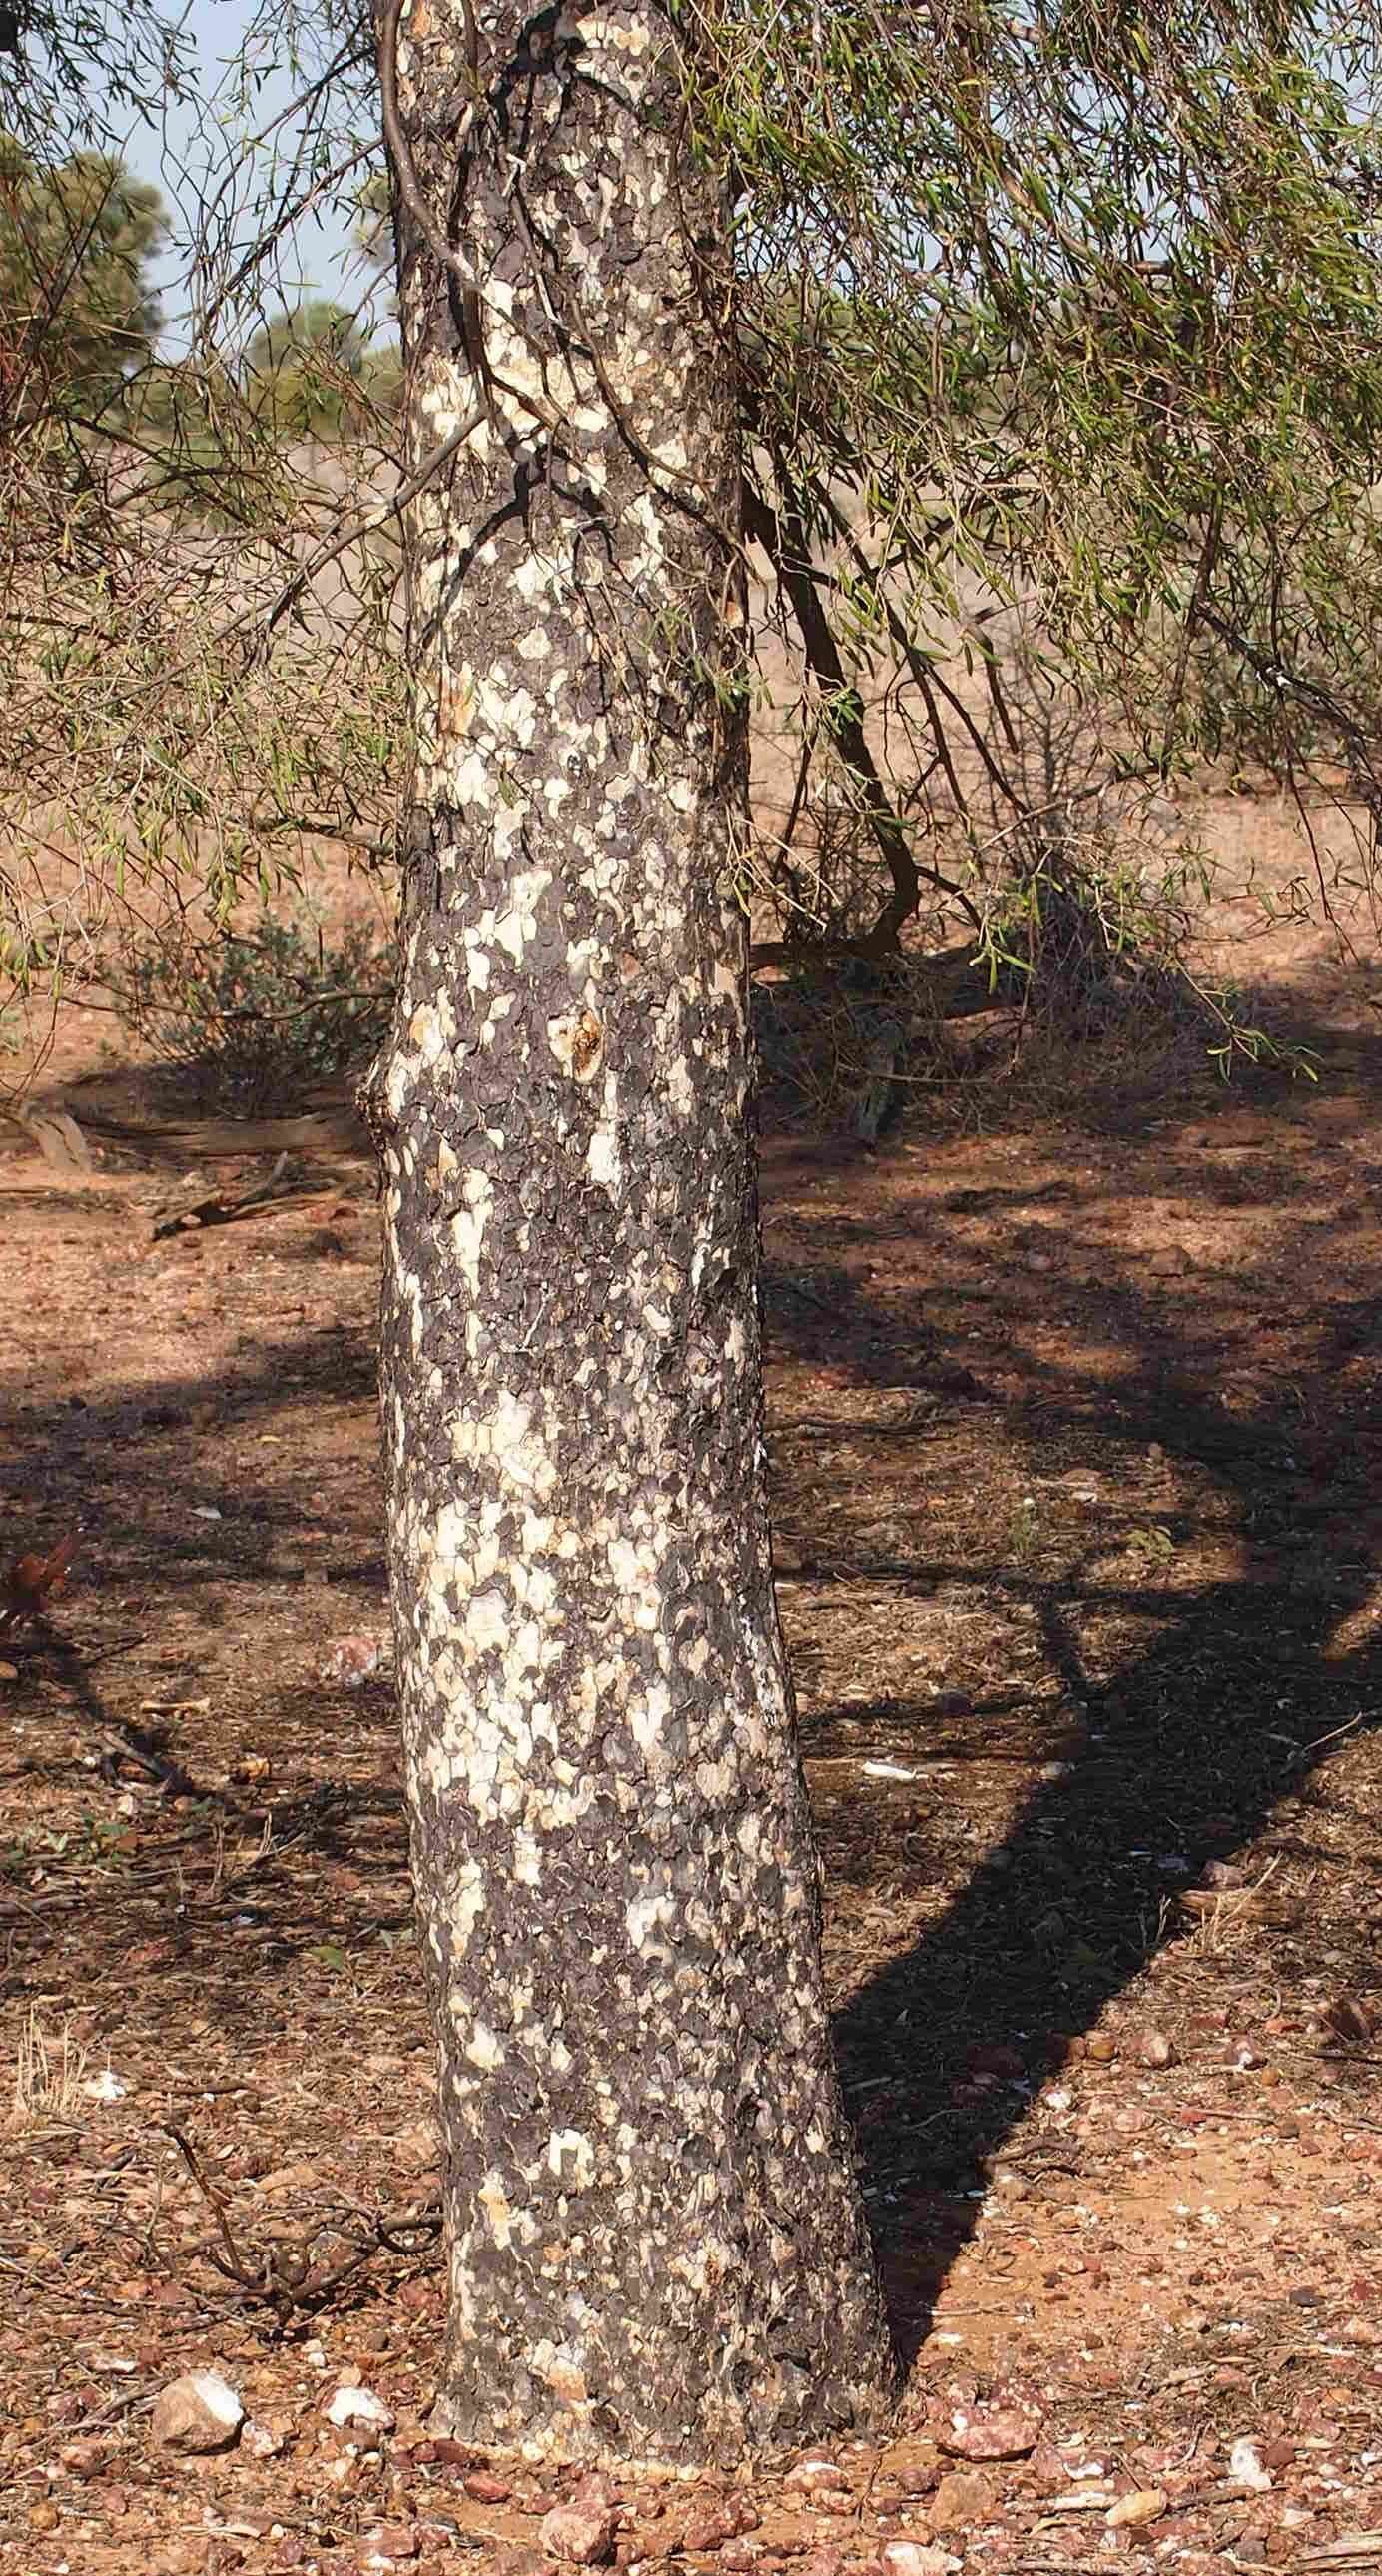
369 0 897 2463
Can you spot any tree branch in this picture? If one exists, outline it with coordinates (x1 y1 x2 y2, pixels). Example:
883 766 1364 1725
259 407 484 641
745 476 982 947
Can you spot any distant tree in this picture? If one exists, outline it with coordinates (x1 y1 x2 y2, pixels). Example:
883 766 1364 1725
0 133 167 424
241 294 371 436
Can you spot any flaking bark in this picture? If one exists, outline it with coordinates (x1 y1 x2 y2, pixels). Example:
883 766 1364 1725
370 0 897 2461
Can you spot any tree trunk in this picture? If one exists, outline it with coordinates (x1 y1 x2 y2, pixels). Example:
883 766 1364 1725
370 0 897 2464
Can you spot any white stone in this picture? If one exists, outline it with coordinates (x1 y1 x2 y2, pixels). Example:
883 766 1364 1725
152 2369 244 2452
1228 2437 1272 2493
326 2383 396 2432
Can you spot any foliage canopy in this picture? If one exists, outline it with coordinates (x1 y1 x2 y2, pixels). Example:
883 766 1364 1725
5 0 1382 1075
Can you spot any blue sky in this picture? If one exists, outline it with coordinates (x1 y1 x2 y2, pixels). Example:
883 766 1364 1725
124 0 381 346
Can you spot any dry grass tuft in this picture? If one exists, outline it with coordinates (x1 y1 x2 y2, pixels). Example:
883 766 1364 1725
7 2009 89 2134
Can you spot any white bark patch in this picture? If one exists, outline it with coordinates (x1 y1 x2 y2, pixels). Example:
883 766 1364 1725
451 749 493 809
531 2342 589 2408
495 865 554 965
464 1589 509 1654
409 997 456 1064
449 1859 487 1954
513 550 562 603
414 351 476 441
477 2171 515 2247
451 1391 559 1502
587 1123 622 1193
630 1678 673 1773
476 672 539 748
512 1828 543 1887
450 1169 494 1294
547 2129 597 2188
626 1887 676 1954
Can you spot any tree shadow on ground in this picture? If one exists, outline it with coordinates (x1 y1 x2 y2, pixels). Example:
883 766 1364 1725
759 1032 1382 2360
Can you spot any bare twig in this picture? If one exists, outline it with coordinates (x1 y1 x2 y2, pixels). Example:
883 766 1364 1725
156 2123 440 2323
260 408 485 640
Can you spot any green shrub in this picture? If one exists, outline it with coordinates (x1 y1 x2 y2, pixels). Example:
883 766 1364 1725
112 907 392 1114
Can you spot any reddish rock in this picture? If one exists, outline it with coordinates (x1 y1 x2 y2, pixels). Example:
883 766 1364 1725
574 2473 623 2509
392 2119 442 2175
466 2472 515 2503
930 2470 995 2530
966 2044 1027 2081
319 1630 385 1687
788 2459 852 2496
683 2503 741 2551
151 2368 244 2454
891 2446 943 2497
326 2382 395 2434
1228 2438 1272 2493
1021 2443 1066 2490
359 2526 420 2570
539 2501 618 2566
161 2541 218 2575
934 2381 1043 2461
880 2547 960 2576
244 2417 288 2459
57 2435 109 2477
624 2528 675 2566
1106 2489 1166 2530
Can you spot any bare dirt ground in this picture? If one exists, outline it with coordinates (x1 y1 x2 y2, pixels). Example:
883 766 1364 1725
5 802 1382 2575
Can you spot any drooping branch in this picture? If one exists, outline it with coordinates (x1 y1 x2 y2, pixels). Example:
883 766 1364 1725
744 473 984 949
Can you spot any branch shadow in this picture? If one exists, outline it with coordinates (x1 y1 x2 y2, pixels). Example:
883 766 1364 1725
0 1321 407 2010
